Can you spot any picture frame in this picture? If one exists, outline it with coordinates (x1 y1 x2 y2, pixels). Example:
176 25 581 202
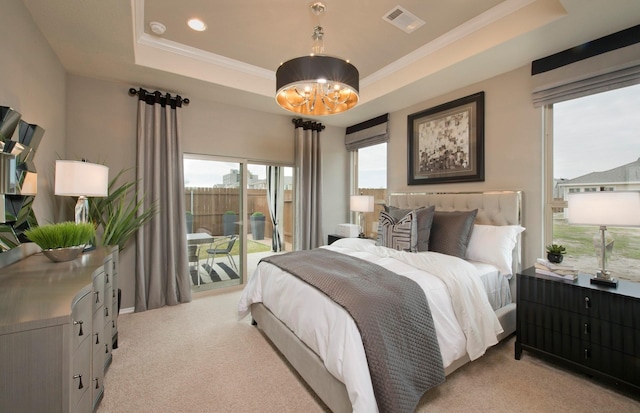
407 92 484 185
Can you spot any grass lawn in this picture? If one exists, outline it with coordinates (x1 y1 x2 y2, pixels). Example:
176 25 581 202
196 237 271 261
553 220 640 259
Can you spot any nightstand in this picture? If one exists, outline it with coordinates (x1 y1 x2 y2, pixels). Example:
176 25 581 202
327 234 345 245
515 266 640 393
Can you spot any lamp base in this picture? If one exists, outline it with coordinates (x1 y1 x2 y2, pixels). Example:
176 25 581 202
590 275 618 288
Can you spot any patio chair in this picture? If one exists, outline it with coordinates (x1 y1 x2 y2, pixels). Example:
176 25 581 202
188 244 201 286
188 244 200 268
206 235 238 271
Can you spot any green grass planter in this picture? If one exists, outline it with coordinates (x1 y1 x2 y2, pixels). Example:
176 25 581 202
24 222 96 262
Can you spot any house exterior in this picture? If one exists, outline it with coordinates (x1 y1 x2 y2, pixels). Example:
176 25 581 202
557 157 640 198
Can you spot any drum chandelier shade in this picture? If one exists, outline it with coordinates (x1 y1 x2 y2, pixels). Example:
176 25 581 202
276 55 359 116
275 2 359 116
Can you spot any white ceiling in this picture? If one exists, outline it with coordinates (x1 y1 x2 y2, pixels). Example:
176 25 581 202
21 0 640 127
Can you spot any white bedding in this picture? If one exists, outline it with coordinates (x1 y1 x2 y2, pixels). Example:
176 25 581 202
238 238 503 413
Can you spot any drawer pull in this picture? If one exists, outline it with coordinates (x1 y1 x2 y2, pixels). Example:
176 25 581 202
105 306 109 317
105 343 109 354
93 377 100 389
584 323 590 335
73 374 83 389
105 273 109 284
584 296 591 309
73 320 84 336
94 332 100 345
584 348 590 359
95 291 100 304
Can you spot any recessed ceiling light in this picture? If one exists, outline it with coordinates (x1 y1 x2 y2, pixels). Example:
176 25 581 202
187 18 207 32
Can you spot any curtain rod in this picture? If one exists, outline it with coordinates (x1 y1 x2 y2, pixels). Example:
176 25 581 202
128 88 190 105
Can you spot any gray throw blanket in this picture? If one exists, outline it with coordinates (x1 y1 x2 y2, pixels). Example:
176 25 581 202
261 248 445 413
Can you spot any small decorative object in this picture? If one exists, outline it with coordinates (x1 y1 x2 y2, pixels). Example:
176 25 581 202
24 222 96 262
546 243 566 264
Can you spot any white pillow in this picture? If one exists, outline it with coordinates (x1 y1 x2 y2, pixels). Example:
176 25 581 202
465 224 525 276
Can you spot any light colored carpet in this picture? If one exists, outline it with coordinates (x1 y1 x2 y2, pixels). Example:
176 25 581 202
99 290 640 413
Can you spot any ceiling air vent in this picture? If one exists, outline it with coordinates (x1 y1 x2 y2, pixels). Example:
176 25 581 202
383 6 425 34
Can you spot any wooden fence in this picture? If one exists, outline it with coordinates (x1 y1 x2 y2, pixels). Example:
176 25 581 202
185 187 386 243
184 188 292 244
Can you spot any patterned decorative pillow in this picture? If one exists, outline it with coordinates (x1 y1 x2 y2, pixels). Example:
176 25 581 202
429 209 478 258
376 209 418 252
384 205 435 251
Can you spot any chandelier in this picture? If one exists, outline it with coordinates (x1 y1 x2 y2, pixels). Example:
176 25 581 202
276 2 359 116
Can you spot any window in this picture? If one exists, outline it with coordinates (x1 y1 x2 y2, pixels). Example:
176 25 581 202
352 142 386 238
548 83 640 280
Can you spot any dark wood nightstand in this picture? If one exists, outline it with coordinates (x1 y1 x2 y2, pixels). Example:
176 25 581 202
515 266 640 393
327 234 345 245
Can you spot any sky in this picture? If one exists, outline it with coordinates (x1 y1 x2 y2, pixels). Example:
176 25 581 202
553 83 640 180
183 159 292 188
183 84 640 187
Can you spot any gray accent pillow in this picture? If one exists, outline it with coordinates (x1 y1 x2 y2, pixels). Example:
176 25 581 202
384 205 435 251
376 209 419 252
429 209 478 258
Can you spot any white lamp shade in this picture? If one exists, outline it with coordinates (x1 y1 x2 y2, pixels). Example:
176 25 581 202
55 160 109 197
350 195 374 212
567 191 640 227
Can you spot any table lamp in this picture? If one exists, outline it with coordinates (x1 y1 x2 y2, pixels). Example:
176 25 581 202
55 160 109 224
350 195 374 238
567 191 640 287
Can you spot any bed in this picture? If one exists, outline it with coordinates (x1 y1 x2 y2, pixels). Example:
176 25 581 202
238 191 523 413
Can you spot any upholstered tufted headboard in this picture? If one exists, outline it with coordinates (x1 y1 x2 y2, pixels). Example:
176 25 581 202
388 191 523 277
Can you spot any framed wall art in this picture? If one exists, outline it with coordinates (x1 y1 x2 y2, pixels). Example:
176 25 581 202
407 92 484 185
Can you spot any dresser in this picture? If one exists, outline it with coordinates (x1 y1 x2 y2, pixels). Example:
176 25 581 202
0 246 119 412
516 266 640 393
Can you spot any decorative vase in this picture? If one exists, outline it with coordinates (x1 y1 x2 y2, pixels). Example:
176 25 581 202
42 245 85 263
547 252 563 264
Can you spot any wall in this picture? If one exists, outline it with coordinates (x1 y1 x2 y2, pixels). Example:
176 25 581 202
387 65 543 269
0 0 67 224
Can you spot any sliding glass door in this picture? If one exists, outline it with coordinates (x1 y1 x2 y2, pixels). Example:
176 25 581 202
183 155 294 293
184 155 244 292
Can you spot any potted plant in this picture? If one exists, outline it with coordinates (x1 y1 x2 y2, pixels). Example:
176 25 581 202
546 243 566 264
24 222 95 262
223 210 237 236
250 211 265 240
88 168 158 251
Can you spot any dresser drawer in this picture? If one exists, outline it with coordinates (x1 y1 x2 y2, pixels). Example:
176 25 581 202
71 291 93 351
70 333 91 410
519 301 640 354
519 273 640 327
93 271 106 313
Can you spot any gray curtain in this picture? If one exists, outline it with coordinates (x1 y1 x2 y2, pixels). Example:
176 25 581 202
293 119 323 250
266 165 284 252
134 89 192 312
